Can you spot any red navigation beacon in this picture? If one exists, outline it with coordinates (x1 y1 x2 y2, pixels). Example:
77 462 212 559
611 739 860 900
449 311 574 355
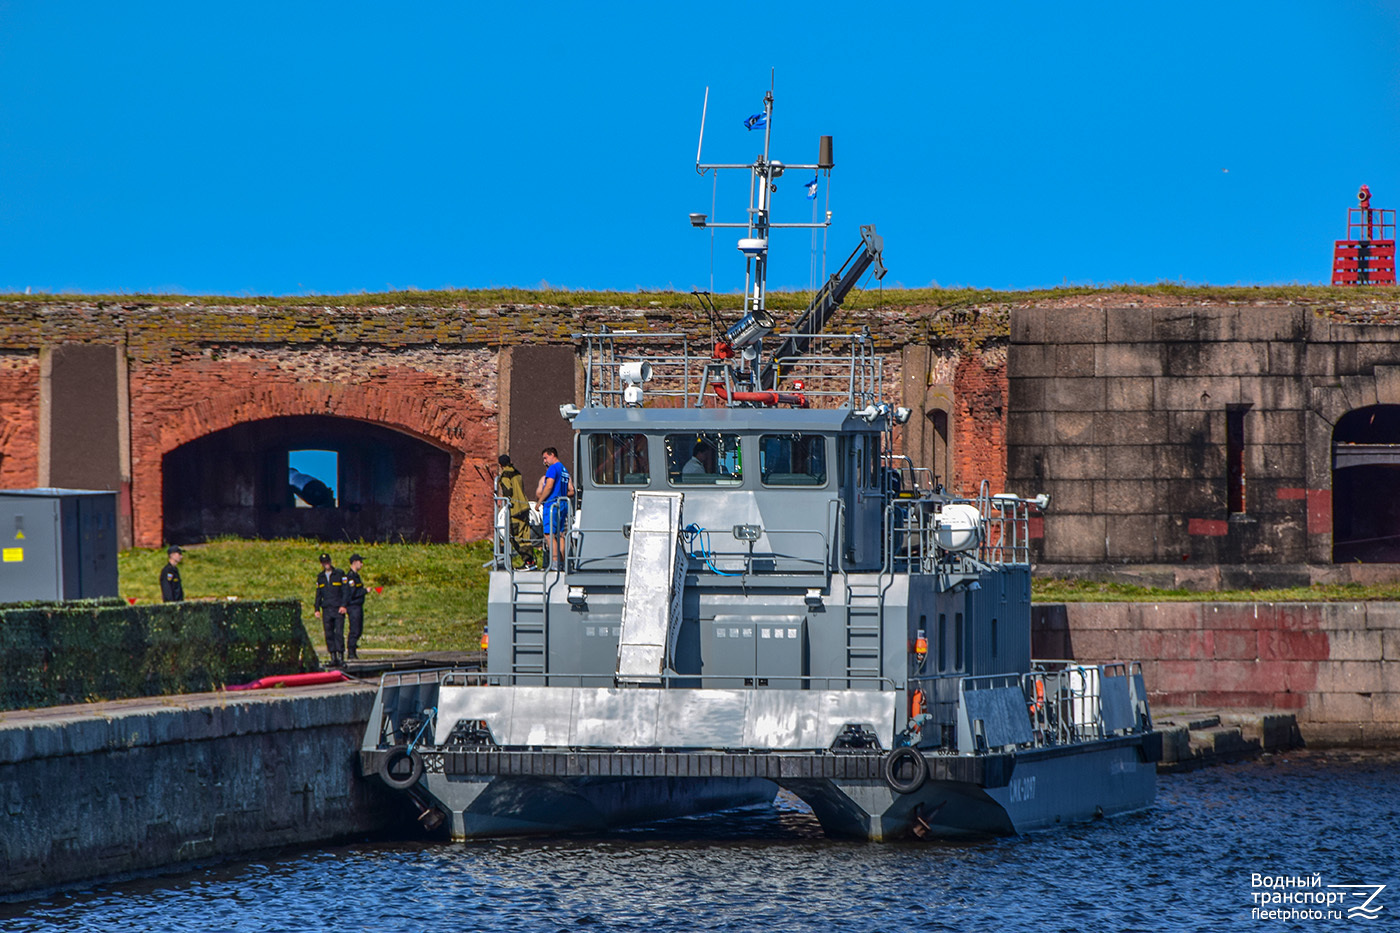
1332 184 1396 285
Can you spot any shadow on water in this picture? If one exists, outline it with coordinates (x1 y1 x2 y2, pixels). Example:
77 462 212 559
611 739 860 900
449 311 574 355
4 751 1398 933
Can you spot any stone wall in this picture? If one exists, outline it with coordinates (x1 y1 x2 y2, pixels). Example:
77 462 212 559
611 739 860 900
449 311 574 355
1032 601 1400 746
0 684 400 898
1008 302 1400 586
0 353 39 488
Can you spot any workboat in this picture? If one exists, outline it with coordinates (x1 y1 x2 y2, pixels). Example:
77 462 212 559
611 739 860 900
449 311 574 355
359 87 1161 840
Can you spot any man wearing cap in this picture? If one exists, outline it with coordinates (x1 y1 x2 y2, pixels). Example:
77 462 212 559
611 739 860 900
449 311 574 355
344 553 367 661
313 552 348 667
160 545 184 602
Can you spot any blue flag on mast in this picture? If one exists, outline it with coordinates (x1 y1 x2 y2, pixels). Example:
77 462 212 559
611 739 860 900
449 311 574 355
743 112 767 131
804 176 819 200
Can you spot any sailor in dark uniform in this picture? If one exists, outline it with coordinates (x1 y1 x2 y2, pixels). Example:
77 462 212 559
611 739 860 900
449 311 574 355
344 553 367 661
160 545 184 602
313 552 347 667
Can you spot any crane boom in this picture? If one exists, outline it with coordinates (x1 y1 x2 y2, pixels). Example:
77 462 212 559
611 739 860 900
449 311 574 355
759 224 886 390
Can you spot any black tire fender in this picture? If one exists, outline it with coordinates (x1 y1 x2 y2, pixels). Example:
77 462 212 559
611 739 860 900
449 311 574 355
883 746 929 795
378 745 425 790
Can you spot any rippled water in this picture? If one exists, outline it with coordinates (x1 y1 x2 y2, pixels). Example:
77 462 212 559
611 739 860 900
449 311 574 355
4 750 1397 933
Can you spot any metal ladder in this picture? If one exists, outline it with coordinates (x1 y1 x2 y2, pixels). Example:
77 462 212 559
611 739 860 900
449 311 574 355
844 577 885 688
616 492 686 683
510 575 549 680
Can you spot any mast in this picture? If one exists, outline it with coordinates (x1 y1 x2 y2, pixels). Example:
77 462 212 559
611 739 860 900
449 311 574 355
692 87 833 376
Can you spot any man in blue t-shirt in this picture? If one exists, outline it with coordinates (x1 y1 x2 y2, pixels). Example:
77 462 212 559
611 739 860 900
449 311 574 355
539 447 571 569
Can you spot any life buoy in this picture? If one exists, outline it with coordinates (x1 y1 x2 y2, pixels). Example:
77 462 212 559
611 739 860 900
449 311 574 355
883 746 929 795
378 745 425 790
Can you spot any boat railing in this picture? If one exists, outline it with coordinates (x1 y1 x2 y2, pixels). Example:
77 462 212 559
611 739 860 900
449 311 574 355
578 329 884 409
907 663 1152 754
380 669 455 690
490 491 581 575
975 480 1036 566
493 492 836 577
676 525 831 576
905 672 965 750
1023 661 1153 746
1022 666 1104 746
882 454 940 497
882 493 1033 575
437 670 897 691
492 485 1034 582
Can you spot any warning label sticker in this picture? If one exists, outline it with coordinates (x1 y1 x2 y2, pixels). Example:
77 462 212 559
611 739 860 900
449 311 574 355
2 547 22 562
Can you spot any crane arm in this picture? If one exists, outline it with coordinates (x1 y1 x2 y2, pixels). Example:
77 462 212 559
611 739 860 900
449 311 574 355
759 224 885 390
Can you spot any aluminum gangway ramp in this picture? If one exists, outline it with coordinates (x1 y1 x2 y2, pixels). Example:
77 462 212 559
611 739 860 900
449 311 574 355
616 492 687 683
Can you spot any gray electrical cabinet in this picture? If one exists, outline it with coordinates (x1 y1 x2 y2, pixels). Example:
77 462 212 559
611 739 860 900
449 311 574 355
0 489 119 603
702 614 806 688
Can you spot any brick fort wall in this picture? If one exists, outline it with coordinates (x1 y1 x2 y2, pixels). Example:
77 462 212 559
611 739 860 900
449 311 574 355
0 298 1004 547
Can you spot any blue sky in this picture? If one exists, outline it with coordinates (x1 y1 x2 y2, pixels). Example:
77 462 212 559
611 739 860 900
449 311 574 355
1 2 1398 296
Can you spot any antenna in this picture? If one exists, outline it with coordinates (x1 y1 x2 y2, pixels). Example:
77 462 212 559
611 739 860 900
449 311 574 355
690 84 835 368
695 87 709 175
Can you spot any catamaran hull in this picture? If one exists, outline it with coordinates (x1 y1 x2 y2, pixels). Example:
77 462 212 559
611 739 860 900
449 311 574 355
416 773 777 839
788 740 1158 841
378 736 1156 841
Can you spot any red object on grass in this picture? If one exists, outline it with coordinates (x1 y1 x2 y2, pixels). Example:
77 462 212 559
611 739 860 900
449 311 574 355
226 671 350 691
375 586 383 593
128 597 137 604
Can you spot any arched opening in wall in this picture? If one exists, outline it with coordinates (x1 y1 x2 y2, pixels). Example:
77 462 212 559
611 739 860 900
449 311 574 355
162 415 451 544
1332 405 1400 562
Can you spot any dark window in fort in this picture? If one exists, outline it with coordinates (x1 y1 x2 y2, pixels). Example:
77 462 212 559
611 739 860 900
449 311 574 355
1226 405 1249 514
288 450 338 507
589 433 650 486
759 434 827 486
1333 405 1400 562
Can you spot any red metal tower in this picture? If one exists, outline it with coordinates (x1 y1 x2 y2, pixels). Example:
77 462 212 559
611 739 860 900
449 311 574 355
1332 184 1396 285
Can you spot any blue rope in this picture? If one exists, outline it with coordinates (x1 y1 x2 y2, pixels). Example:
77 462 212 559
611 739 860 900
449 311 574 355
406 706 437 755
681 523 743 576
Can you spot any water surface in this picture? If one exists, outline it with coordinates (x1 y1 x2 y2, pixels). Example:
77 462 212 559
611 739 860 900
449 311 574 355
5 750 1396 932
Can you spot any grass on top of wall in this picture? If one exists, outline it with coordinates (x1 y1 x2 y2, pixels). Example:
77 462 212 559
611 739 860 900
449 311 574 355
119 538 493 655
7 282 1398 311
1033 577 1400 603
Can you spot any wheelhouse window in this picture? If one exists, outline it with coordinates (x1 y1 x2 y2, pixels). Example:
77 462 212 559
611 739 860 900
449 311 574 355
666 432 743 485
760 434 828 486
590 433 650 485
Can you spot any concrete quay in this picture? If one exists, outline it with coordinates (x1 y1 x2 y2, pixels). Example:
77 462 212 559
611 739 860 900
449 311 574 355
1154 709 1305 773
0 682 402 901
1032 601 1400 747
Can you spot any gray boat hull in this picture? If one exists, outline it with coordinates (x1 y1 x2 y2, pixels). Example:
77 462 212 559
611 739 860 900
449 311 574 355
421 773 777 839
787 739 1157 840
378 734 1156 841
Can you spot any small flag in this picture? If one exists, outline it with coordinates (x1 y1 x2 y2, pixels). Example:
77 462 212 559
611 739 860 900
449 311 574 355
805 176 819 200
744 112 767 131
